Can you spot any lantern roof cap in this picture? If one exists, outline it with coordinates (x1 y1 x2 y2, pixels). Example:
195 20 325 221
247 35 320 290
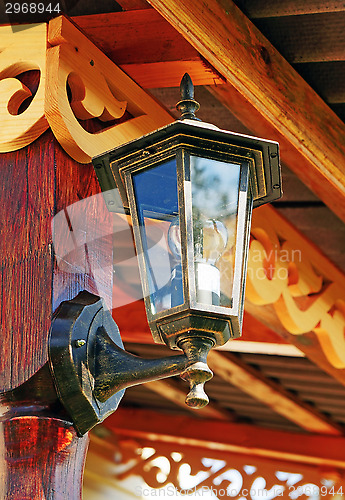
93 116 282 208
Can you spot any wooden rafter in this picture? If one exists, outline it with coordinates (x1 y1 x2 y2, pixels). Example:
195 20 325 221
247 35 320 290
146 0 345 223
254 13 345 64
106 407 345 469
208 351 342 435
235 0 345 18
144 379 231 420
73 11 224 88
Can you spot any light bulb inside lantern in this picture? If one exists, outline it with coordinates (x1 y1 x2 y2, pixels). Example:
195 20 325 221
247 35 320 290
193 218 228 265
168 216 228 306
167 216 182 260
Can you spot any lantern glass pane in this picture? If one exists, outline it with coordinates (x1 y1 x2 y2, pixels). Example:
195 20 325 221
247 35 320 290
132 158 184 315
190 156 241 308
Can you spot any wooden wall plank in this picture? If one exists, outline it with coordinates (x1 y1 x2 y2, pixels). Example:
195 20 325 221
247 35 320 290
147 0 345 223
0 126 114 392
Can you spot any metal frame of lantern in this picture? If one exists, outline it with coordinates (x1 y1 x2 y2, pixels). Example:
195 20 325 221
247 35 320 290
46 76 282 435
93 117 281 352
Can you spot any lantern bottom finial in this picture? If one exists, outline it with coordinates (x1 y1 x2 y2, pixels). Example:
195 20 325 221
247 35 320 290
178 337 214 409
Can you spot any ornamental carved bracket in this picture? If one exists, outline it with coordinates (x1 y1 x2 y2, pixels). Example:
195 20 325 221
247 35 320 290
0 23 48 152
246 205 345 373
0 17 172 163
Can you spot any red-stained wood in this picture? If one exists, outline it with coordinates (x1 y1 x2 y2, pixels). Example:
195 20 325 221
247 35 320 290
0 71 112 496
52 130 113 311
72 11 224 88
0 415 89 499
106 407 345 468
0 127 113 392
0 133 54 392
115 0 150 9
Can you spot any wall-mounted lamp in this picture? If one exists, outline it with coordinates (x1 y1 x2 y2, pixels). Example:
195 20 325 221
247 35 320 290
49 74 281 436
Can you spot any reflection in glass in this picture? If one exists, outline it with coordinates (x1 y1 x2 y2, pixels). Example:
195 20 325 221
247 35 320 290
190 156 240 307
132 159 183 314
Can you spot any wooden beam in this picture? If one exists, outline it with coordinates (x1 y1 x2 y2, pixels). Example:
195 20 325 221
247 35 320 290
207 351 342 435
144 379 232 420
255 13 345 63
115 0 150 9
72 11 224 88
105 408 345 468
146 0 345 223
236 0 345 18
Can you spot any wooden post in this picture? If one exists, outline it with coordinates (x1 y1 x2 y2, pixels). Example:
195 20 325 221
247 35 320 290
0 121 112 496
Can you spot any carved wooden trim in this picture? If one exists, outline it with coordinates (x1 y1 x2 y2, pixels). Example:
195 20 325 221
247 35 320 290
45 16 172 163
247 205 345 375
0 17 172 163
0 24 48 152
88 415 345 500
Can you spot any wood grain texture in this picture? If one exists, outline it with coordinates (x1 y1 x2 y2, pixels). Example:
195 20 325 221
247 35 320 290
0 127 114 392
52 130 114 312
0 415 88 499
255 12 345 63
234 0 345 18
72 11 224 87
0 133 54 392
147 0 345 223
0 24 48 152
45 15 172 163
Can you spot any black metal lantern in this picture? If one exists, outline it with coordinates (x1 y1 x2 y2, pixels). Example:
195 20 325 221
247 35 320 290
92 74 281 393
48 75 281 435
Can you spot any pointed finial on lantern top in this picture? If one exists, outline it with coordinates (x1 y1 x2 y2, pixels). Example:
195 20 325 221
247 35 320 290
176 73 200 121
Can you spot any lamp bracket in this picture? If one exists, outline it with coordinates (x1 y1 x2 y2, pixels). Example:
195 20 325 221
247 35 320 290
48 291 125 436
49 291 214 436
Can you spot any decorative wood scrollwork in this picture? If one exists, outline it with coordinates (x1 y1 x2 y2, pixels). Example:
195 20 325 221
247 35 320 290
45 16 172 163
0 17 172 163
0 24 48 152
110 438 345 500
247 205 345 370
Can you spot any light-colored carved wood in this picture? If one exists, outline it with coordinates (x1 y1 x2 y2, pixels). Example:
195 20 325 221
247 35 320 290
147 0 345 223
87 429 345 499
88 426 345 500
0 24 48 152
208 351 342 435
247 205 345 384
45 16 172 163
